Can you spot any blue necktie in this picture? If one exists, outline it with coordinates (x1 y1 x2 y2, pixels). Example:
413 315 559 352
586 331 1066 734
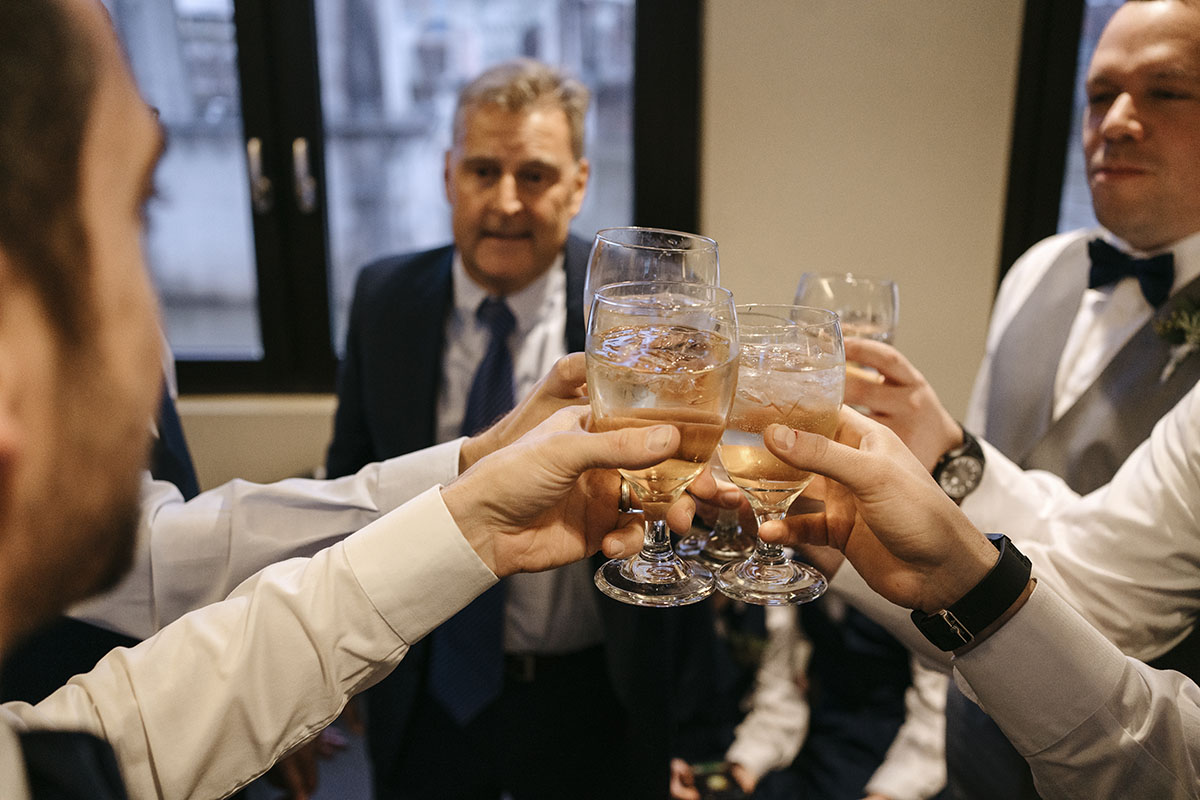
1087 238 1175 309
150 386 200 500
428 297 516 724
19 730 129 799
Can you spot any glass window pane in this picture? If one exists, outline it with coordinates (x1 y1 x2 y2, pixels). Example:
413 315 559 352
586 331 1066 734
104 0 263 360
1058 1 1122 234
314 0 635 351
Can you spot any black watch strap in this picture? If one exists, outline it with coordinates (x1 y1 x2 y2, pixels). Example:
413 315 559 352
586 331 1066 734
911 534 1032 651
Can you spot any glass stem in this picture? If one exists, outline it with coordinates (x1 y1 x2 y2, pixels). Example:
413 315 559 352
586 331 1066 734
641 518 675 562
751 510 789 565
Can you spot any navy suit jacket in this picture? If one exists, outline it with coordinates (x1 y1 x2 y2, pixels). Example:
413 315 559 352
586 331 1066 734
327 236 589 473
326 234 718 798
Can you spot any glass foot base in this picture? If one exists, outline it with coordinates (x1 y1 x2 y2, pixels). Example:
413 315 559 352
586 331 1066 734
595 553 715 607
715 558 827 605
677 529 755 567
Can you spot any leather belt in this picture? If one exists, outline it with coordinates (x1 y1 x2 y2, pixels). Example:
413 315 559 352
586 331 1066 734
503 644 603 683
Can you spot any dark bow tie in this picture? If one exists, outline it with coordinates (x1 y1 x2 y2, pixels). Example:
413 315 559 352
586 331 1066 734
1087 237 1174 308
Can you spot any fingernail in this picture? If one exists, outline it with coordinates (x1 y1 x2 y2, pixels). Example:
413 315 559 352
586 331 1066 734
646 425 673 452
770 424 798 448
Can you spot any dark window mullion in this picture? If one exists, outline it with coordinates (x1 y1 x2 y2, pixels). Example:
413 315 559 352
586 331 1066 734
178 0 288 392
998 0 1086 288
633 0 702 234
265 0 336 391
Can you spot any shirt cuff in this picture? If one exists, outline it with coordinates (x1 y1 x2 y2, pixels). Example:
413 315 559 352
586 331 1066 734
374 438 464 514
343 485 497 645
960 439 1027 528
952 582 1127 756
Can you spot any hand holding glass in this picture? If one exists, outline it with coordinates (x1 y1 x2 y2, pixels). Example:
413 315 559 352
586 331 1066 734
715 305 844 605
587 281 739 607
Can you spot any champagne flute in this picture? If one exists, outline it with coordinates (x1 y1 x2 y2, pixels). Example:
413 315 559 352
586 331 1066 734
588 281 739 607
584 227 720 323
793 272 898 343
715 305 844 605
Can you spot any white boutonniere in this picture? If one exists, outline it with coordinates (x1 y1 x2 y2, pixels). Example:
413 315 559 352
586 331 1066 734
1154 301 1200 383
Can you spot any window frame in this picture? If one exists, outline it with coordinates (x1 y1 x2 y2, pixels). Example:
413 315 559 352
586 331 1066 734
177 0 701 394
996 0 1086 288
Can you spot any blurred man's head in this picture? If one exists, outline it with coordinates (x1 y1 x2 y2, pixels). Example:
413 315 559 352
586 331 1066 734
0 0 162 646
1085 0 1200 250
444 58 591 296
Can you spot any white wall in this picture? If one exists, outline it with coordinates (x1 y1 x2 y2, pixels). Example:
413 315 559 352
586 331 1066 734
702 0 1025 417
179 395 336 490
183 1 1028 488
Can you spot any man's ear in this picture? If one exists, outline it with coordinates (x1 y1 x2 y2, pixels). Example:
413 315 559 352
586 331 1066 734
568 157 590 217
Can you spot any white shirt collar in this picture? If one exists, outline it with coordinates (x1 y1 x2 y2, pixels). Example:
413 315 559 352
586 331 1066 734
449 252 566 334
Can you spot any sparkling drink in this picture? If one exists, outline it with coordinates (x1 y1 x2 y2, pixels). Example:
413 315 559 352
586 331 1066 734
589 323 737 508
839 319 895 345
712 305 843 606
719 354 842 514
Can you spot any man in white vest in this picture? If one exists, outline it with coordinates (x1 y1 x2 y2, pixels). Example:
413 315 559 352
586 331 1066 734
843 1 1200 796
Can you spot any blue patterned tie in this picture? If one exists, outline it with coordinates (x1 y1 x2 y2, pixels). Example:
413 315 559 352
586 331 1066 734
1087 238 1174 308
429 296 516 724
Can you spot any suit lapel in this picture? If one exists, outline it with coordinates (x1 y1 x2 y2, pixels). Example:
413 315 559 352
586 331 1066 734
564 232 591 353
378 249 452 456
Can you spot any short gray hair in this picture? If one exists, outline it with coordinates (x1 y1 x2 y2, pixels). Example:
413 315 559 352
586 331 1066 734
453 58 590 161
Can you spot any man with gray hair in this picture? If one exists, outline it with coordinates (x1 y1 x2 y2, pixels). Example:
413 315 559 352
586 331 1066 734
327 58 707 798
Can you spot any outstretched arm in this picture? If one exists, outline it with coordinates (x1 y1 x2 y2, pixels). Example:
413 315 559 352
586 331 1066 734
16 408 680 800
757 409 1200 797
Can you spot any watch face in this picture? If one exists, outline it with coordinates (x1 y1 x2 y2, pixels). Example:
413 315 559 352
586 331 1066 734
938 456 983 500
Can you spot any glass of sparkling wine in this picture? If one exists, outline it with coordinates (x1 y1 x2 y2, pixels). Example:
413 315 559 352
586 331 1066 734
588 281 739 607
715 305 845 605
793 273 898 344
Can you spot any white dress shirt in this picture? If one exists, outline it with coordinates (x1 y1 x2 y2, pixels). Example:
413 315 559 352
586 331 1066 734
69 440 464 640
1 486 498 800
827 382 1200 796
438 253 602 654
962 227 1200 529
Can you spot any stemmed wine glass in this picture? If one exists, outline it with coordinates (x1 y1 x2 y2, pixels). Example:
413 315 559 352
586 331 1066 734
583 227 737 560
676 457 755 565
715 305 845 605
793 273 898 344
587 281 739 607
584 227 720 323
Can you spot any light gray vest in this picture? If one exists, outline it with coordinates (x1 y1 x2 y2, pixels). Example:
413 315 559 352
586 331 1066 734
985 234 1200 678
986 235 1200 495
